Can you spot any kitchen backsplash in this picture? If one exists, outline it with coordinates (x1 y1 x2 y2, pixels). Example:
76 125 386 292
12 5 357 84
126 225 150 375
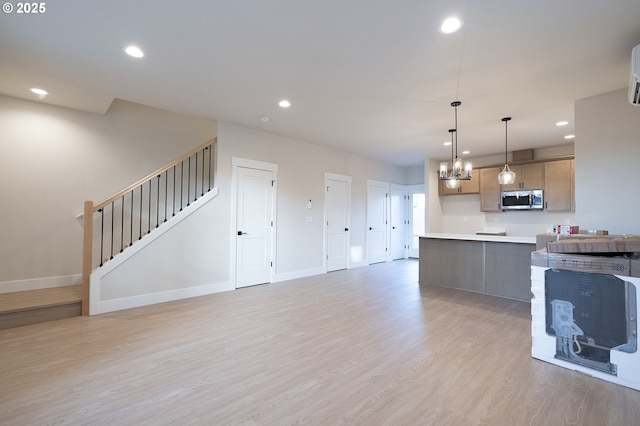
440 194 575 236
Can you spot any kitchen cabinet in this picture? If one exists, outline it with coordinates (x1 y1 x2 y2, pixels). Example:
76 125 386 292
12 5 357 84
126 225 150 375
544 159 574 211
419 234 536 301
500 163 543 190
479 167 502 212
438 176 479 195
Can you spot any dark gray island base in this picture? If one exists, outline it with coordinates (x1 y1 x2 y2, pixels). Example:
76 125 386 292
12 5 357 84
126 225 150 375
419 234 537 302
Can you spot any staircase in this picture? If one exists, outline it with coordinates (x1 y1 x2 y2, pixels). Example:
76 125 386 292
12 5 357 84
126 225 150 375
0 285 82 330
0 138 217 326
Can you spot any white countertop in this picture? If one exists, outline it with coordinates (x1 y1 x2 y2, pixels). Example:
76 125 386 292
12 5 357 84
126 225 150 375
421 233 536 244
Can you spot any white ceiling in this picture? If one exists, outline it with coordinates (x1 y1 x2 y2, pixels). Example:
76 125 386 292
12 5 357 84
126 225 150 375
1 0 639 166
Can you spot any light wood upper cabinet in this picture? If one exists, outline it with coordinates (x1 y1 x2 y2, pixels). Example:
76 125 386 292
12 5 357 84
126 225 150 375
438 176 479 195
500 163 544 190
544 159 574 212
479 167 502 212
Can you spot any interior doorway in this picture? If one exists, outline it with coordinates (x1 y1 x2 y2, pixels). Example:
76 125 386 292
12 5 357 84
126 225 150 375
231 158 277 288
408 185 425 258
324 173 352 272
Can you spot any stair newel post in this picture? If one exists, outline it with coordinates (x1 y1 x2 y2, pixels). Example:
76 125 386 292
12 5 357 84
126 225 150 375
81 200 94 316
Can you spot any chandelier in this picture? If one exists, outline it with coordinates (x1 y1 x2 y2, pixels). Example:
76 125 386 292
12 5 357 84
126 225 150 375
439 101 472 189
497 116 516 185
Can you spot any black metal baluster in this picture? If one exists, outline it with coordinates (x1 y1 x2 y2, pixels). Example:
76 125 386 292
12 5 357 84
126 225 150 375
120 195 124 253
148 180 152 234
130 190 134 246
110 201 114 260
187 157 191 206
195 152 198 201
208 144 212 191
99 209 104 266
139 184 143 240
172 165 176 217
180 162 184 211
156 175 160 228
164 170 168 222
201 148 205 196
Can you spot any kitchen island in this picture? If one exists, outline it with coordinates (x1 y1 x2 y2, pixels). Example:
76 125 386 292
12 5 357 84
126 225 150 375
419 233 536 301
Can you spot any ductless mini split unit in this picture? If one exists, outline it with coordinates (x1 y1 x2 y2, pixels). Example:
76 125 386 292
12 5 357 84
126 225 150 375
630 44 640 105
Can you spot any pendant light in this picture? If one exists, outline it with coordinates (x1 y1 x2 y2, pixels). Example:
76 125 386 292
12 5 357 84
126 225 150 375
497 116 516 185
441 129 460 188
439 101 472 188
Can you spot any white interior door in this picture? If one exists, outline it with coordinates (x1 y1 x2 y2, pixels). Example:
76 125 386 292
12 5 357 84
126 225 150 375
390 184 408 260
236 167 274 288
408 185 425 258
325 174 351 272
367 180 389 264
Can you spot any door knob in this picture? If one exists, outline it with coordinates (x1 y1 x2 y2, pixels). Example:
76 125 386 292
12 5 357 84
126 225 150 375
345 228 349 231
237 231 247 236
369 227 374 230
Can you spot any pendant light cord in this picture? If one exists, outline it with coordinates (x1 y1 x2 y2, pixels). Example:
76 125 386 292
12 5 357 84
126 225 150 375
504 118 508 164
454 106 458 158
502 116 511 164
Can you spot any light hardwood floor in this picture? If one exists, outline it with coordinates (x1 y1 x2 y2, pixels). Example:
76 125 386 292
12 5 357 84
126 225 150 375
1 260 638 425
0 286 81 329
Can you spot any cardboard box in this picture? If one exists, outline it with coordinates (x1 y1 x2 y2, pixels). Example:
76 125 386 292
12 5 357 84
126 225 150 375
552 225 579 235
546 253 631 276
530 248 549 267
547 236 640 254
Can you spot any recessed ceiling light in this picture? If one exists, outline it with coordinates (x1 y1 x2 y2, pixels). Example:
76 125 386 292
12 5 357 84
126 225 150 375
443 141 452 146
462 150 470 155
564 134 575 140
260 115 270 122
439 17 463 34
30 88 48 96
124 45 144 58
556 120 569 126
278 99 291 108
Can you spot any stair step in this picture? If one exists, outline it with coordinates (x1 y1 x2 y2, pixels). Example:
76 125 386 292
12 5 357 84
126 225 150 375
0 285 82 330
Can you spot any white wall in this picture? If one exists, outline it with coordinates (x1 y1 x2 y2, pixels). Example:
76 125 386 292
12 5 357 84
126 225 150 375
1 93 414 306
436 195 575 237
92 189 232 313
216 121 409 276
0 95 217 289
575 88 640 235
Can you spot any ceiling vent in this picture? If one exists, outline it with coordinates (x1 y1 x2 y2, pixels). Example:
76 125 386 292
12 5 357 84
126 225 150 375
630 44 640 105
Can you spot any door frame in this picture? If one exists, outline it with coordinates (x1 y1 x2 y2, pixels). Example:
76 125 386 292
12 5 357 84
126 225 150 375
323 172 352 273
230 157 278 288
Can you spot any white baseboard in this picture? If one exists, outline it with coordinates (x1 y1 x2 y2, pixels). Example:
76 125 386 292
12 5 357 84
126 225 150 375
92 281 232 315
349 261 369 269
274 266 325 283
0 274 82 294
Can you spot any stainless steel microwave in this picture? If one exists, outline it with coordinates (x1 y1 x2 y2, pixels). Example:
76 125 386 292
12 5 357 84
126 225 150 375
501 189 543 210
